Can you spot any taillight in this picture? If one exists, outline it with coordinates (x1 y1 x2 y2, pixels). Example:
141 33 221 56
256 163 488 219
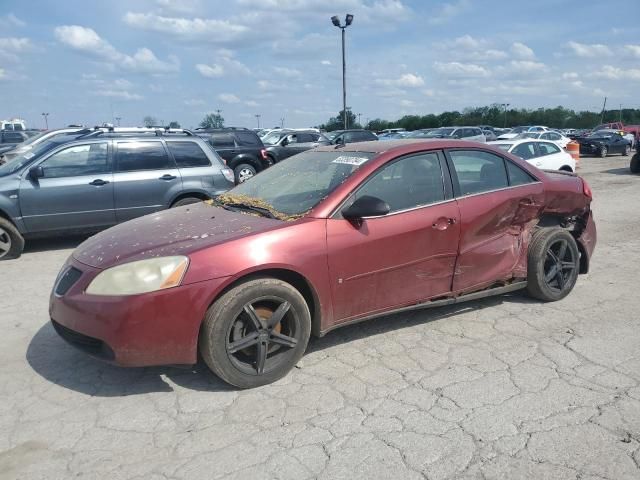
260 149 268 160
221 168 234 183
582 179 593 199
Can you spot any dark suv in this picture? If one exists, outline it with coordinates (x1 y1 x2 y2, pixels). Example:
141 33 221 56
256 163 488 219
195 128 269 183
325 129 378 145
0 129 234 260
262 129 329 163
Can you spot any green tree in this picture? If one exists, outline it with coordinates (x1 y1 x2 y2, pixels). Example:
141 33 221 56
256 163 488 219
199 113 224 129
143 116 158 127
168 121 181 128
319 109 358 131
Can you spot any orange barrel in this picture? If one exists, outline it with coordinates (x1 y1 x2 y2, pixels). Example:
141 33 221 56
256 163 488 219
566 141 580 167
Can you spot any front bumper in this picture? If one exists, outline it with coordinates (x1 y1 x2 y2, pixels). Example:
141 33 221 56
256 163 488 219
578 143 600 154
49 257 230 366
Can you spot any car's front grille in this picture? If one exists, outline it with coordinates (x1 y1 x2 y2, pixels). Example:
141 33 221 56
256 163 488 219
54 267 82 296
51 320 115 361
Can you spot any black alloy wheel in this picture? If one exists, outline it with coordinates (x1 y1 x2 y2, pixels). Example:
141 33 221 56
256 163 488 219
599 145 608 158
542 238 577 294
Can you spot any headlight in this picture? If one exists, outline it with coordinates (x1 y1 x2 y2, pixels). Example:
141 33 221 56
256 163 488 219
86 256 189 296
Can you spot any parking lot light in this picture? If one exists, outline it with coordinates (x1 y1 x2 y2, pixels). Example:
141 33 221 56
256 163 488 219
331 14 354 129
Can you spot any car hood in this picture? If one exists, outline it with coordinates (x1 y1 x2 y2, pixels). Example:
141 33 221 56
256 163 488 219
73 203 284 269
497 133 519 139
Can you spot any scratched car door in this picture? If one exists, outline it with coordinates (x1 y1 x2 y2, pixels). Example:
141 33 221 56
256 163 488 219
326 151 460 322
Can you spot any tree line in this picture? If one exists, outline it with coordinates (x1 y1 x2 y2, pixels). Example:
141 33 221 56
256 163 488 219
318 105 640 132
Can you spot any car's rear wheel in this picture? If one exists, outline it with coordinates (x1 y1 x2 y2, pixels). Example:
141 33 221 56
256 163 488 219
599 146 608 158
0 218 25 260
623 144 631 156
199 278 311 388
559 165 573 172
172 197 203 208
526 228 580 302
630 153 640 173
234 164 257 183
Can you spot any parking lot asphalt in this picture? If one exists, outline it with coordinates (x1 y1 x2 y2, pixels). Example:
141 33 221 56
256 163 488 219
1 153 640 480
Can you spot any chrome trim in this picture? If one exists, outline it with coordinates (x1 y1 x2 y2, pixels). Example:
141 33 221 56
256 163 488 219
360 198 456 219
455 181 543 201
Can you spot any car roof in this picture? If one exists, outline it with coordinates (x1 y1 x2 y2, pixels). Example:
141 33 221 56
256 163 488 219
314 139 492 154
488 139 559 146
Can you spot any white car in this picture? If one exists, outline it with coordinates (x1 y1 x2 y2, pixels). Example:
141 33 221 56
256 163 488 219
516 130 572 148
489 139 576 172
497 125 550 140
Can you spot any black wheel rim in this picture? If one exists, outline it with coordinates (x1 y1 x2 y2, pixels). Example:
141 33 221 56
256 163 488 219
543 239 576 293
0 226 11 258
225 296 300 376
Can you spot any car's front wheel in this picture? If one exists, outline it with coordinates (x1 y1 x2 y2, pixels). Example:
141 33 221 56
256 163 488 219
0 217 25 260
623 144 631 156
199 278 311 388
599 146 608 158
630 153 640 173
526 228 580 302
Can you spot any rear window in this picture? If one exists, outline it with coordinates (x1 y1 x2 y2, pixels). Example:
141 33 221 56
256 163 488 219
167 141 211 168
209 134 236 148
116 141 173 172
235 131 262 146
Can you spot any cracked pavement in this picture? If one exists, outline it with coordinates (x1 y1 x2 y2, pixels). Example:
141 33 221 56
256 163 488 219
1 155 639 480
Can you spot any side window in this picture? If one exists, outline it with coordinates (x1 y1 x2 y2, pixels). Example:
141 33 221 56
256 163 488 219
537 142 560 156
540 133 551 140
549 133 561 140
506 161 537 186
512 142 536 160
116 142 172 172
40 143 109 178
167 141 211 168
235 131 261 146
342 132 355 143
209 134 235 148
449 150 508 195
298 133 315 143
350 153 445 213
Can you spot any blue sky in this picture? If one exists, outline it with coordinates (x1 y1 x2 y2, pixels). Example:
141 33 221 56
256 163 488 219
1 0 639 129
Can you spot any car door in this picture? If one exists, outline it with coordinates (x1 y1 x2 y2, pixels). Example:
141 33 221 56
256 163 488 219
113 140 182 222
534 142 565 169
446 149 544 293
280 133 306 159
19 141 115 233
610 134 626 153
326 151 460 321
208 133 237 162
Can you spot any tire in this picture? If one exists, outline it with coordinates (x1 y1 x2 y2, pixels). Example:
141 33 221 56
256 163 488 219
623 144 631 156
599 146 608 158
526 227 580 302
234 163 257 184
199 278 311 388
172 197 203 208
559 166 573 172
0 217 25 260
630 153 640 173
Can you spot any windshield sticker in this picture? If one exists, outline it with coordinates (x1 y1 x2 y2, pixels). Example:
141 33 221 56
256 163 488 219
24 152 35 159
332 156 369 166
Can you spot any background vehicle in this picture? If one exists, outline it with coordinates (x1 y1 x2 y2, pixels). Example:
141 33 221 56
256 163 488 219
262 130 329 163
424 126 486 142
50 140 595 388
0 130 28 147
195 127 268 183
482 129 497 141
0 130 234 259
0 127 97 163
497 125 549 140
577 130 631 157
516 130 571 148
1 119 26 131
489 139 575 171
404 129 435 138
324 129 378 144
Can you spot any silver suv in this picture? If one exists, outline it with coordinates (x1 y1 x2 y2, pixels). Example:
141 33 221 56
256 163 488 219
0 129 234 259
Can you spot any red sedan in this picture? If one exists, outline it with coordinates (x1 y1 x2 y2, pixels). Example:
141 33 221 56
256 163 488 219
50 140 596 388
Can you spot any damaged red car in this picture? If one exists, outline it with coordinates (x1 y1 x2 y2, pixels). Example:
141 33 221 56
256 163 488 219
50 140 596 388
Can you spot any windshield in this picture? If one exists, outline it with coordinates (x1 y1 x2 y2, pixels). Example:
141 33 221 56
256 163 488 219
510 126 529 134
426 128 455 137
587 132 612 138
216 150 376 219
0 139 61 176
493 143 512 151
261 131 287 145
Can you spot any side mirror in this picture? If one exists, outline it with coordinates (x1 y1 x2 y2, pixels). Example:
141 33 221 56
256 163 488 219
342 195 390 220
334 136 345 145
29 165 44 180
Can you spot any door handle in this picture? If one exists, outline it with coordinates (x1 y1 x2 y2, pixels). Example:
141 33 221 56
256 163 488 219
432 217 456 230
89 179 109 186
159 174 177 180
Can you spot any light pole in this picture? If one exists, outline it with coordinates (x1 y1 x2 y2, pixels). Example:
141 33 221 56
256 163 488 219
619 104 623 123
501 103 510 127
357 113 362 126
255 114 261 128
41 112 49 130
280 117 285 128
115 116 121 126
331 14 354 130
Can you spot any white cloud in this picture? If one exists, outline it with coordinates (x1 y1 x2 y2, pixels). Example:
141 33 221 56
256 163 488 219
196 63 225 78
0 68 5 80
451 34 484 50
511 42 535 59
508 60 547 74
428 0 470 25
156 0 201 14
566 41 612 57
0 37 31 51
377 73 425 88
273 66 301 78
433 61 490 78
0 13 25 28
54 25 179 73
589 65 640 80
321 60 332 66
400 99 415 107
184 98 205 106
437 35 507 61
218 93 240 103
562 72 579 80
624 44 640 58
96 90 143 100
245 100 259 107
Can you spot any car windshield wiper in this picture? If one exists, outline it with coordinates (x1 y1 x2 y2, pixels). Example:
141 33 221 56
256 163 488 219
222 202 277 219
